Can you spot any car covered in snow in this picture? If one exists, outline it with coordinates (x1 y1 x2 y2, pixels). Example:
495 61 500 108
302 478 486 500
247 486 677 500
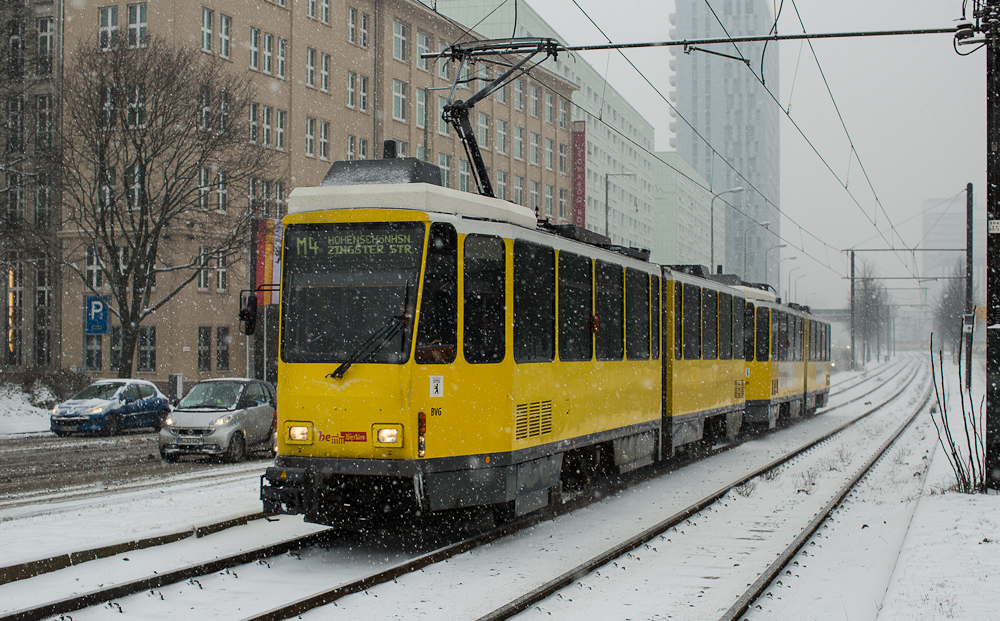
158 378 276 463
51 379 171 436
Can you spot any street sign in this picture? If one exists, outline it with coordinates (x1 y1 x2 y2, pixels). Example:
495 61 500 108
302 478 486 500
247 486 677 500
85 296 108 335
964 313 975 335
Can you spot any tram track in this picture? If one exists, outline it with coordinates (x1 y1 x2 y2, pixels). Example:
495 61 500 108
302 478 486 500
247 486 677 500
0 360 915 621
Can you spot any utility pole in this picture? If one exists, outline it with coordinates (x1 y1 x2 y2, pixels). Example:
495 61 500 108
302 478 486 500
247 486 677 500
984 1 1000 489
850 250 856 370
966 183 974 392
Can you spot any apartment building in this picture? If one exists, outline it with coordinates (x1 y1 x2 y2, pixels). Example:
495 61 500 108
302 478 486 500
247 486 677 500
49 0 575 387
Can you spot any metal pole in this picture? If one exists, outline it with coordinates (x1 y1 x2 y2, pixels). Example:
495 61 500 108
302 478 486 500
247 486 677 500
850 250 856 371
967 183 974 392
987 1 1000 489
605 173 610 238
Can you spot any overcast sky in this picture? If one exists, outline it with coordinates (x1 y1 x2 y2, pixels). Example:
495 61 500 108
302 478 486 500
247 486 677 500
520 0 984 312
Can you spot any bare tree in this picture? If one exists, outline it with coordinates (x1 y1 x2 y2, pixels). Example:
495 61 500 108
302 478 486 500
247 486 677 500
853 260 889 363
933 261 966 356
59 37 279 377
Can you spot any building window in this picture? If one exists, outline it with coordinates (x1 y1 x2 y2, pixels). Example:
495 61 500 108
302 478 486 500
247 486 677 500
559 143 568 174
216 255 227 290
85 335 102 370
305 117 315 156
559 189 568 217
197 247 210 289
137 326 155 372
347 135 356 160
496 170 507 201
126 164 144 210
478 113 490 150
360 12 369 47
545 138 554 170
513 176 524 206
249 28 259 69
530 85 539 116
393 21 407 61
35 173 50 228
459 159 470 192
514 79 523 111
37 18 54 74
320 121 329 159
5 256 23 365
559 100 569 128
530 180 539 213
307 0 316 19
7 97 23 154
348 7 356 43
545 184 554 215
262 32 273 74
530 132 539 165
98 166 115 210
107 326 120 370
306 48 316 87
438 42 450 79
198 167 210 209
514 126 524 159
417 33 430 71
249 102 258 142
320 53 330 91
100 6 119 51
496 82 507 104
392 80 407 122
276 109 285 149
347 71 356 107
320 0 329 24
276 37 286 77
359 76 368 111
438 96 449 135
415 88 426 129
127 85 145 129
262 106 272 146
359 139 368 160
198 326 211 372
545 93 554 123
218 15 231 58
201 8 213 52
5 173 22 227
496 120 507 154
438 153 451 188
216 327 230 371
216 170 227 212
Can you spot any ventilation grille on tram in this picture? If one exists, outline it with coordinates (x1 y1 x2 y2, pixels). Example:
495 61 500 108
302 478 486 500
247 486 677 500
515 400 553 439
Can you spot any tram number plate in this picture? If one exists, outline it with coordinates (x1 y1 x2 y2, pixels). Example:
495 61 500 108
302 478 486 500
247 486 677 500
177 437 203 445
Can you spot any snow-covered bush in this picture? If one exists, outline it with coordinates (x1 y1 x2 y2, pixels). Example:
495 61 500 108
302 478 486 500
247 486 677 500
929 336 987 493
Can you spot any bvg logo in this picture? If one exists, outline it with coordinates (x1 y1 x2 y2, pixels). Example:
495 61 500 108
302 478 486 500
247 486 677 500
318 431 367 443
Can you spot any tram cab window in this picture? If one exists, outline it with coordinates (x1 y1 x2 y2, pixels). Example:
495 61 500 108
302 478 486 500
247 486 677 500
651 276 661 359
595 261 624 361
682 283 701 360
674 282 683 360
625 268 650 360
463 234 506 364
514 240 555 363
755 306 770 362
734 297 745 361
744 301 755 362
702 289 718 360
415 223 457 364
558 252 593 362
719 292 733 360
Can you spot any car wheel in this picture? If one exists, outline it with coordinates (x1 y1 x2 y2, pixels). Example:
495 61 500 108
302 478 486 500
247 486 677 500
154 409 169 432
160 450 178 463
225 433 246 463
54 430 69 438
104 414 121 437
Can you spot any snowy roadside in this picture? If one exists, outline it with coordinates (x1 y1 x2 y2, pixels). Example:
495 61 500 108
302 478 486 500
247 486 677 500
0 384 53 436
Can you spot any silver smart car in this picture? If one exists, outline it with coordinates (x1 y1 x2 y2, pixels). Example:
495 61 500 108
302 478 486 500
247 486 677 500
159 378 276 462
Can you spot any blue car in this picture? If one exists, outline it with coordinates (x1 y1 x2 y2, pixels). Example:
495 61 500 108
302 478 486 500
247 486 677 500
51 379 171 436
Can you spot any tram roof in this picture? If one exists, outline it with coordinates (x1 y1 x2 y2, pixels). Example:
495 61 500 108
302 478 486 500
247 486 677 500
287 183 538 229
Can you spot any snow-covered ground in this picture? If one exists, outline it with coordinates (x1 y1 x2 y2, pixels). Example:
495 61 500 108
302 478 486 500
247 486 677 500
0 357 997 620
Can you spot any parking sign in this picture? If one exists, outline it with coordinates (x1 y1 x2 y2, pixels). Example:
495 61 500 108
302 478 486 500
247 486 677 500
86 296 108 334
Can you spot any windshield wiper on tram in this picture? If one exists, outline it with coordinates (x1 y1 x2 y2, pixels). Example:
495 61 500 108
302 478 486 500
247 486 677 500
327 283 412 379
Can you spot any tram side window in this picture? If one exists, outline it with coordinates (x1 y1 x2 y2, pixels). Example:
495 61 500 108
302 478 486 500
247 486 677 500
825 324 831 361
809 321 816 361
702 289 718 359
651 276 661 359
744 301 755 362
733 297 745 362
683 283 701 360
719 292 733 360
797 317 804 361
595 261 624 361
415 222 457 364
558 251 593 362
625 268 650 360
463 234 506 364
774 312 786 362
514 240 555 363
756 306 770 362
674 282 683 360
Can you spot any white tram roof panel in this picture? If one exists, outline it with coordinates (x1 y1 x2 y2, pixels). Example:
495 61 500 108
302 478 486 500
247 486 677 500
287 183 538 230
731 284 778 303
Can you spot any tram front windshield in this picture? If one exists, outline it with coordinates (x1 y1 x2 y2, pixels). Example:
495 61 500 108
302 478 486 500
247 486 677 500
281 222 425 364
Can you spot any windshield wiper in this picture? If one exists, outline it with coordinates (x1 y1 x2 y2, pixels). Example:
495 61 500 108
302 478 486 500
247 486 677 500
327 283 411 379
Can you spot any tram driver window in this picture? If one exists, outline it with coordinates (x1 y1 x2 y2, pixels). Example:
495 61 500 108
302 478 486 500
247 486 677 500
463 234 505 363
414 222 457 364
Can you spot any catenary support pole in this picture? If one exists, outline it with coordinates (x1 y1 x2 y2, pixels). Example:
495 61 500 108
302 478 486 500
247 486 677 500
987 1 1000 490
850 251 856 370
966 183 974 393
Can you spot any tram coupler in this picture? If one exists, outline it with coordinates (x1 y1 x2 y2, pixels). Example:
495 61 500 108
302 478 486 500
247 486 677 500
261 466 306 516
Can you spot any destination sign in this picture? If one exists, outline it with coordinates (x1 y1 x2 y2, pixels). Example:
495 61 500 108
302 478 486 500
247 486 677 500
284 223 425 271
293 232 417 257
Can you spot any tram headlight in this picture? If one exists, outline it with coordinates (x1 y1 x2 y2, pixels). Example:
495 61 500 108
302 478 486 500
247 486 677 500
377 428 398 444
289 426 310 442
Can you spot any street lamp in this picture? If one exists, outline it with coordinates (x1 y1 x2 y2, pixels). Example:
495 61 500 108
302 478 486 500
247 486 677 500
764 243 786 286
710 187 743 271
743 220 770 279
794 273 807 303
787 265 802 302
605 171 636 241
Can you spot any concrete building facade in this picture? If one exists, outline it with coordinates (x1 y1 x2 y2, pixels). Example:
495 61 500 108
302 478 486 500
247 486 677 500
652 152 713 266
